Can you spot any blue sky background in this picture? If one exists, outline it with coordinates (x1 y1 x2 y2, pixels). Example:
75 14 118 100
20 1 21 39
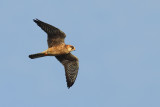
0 0 160 107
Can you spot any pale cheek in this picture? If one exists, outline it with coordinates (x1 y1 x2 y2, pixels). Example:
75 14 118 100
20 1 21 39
68 48 72 51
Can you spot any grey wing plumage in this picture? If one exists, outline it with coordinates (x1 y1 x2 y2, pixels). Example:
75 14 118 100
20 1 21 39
56 53 79 88
33 19 66 47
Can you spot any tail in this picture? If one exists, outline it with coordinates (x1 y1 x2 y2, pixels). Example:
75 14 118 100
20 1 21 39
29 53 47 59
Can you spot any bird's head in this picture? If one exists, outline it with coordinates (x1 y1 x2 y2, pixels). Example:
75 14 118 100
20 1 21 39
67 45 75 52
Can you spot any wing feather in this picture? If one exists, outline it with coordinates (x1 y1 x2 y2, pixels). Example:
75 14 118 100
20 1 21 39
55 53 79 88
33 19 66 47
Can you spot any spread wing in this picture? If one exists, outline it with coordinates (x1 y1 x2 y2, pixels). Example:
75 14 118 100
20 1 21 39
56 53 79 88
33 19 66 47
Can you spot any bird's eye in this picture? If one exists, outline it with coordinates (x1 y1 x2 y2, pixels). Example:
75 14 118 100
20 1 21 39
71 46 74 49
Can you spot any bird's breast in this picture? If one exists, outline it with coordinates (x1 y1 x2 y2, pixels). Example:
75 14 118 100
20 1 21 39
47 44 69 55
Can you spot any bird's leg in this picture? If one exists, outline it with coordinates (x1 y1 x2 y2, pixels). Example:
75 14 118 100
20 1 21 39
41 49 48 55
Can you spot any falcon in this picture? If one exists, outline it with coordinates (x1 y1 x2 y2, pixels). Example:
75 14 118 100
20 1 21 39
29 19 79 88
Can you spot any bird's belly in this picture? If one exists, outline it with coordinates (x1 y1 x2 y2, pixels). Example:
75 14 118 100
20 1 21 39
47 47 69 55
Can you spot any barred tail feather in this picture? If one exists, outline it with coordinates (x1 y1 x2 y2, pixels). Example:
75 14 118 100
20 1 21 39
29 53 46 59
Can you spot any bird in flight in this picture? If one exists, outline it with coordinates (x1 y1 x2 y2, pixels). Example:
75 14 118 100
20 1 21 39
29 19 79 88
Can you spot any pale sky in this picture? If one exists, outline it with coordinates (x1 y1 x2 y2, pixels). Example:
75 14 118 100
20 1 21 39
0 0 160 107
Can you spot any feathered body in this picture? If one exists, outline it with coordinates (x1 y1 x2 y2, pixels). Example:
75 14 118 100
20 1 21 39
29 19 79 88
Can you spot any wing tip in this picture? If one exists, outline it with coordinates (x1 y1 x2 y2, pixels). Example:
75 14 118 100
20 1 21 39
33 18 40 23
67 81 75 89
67 85 72 89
